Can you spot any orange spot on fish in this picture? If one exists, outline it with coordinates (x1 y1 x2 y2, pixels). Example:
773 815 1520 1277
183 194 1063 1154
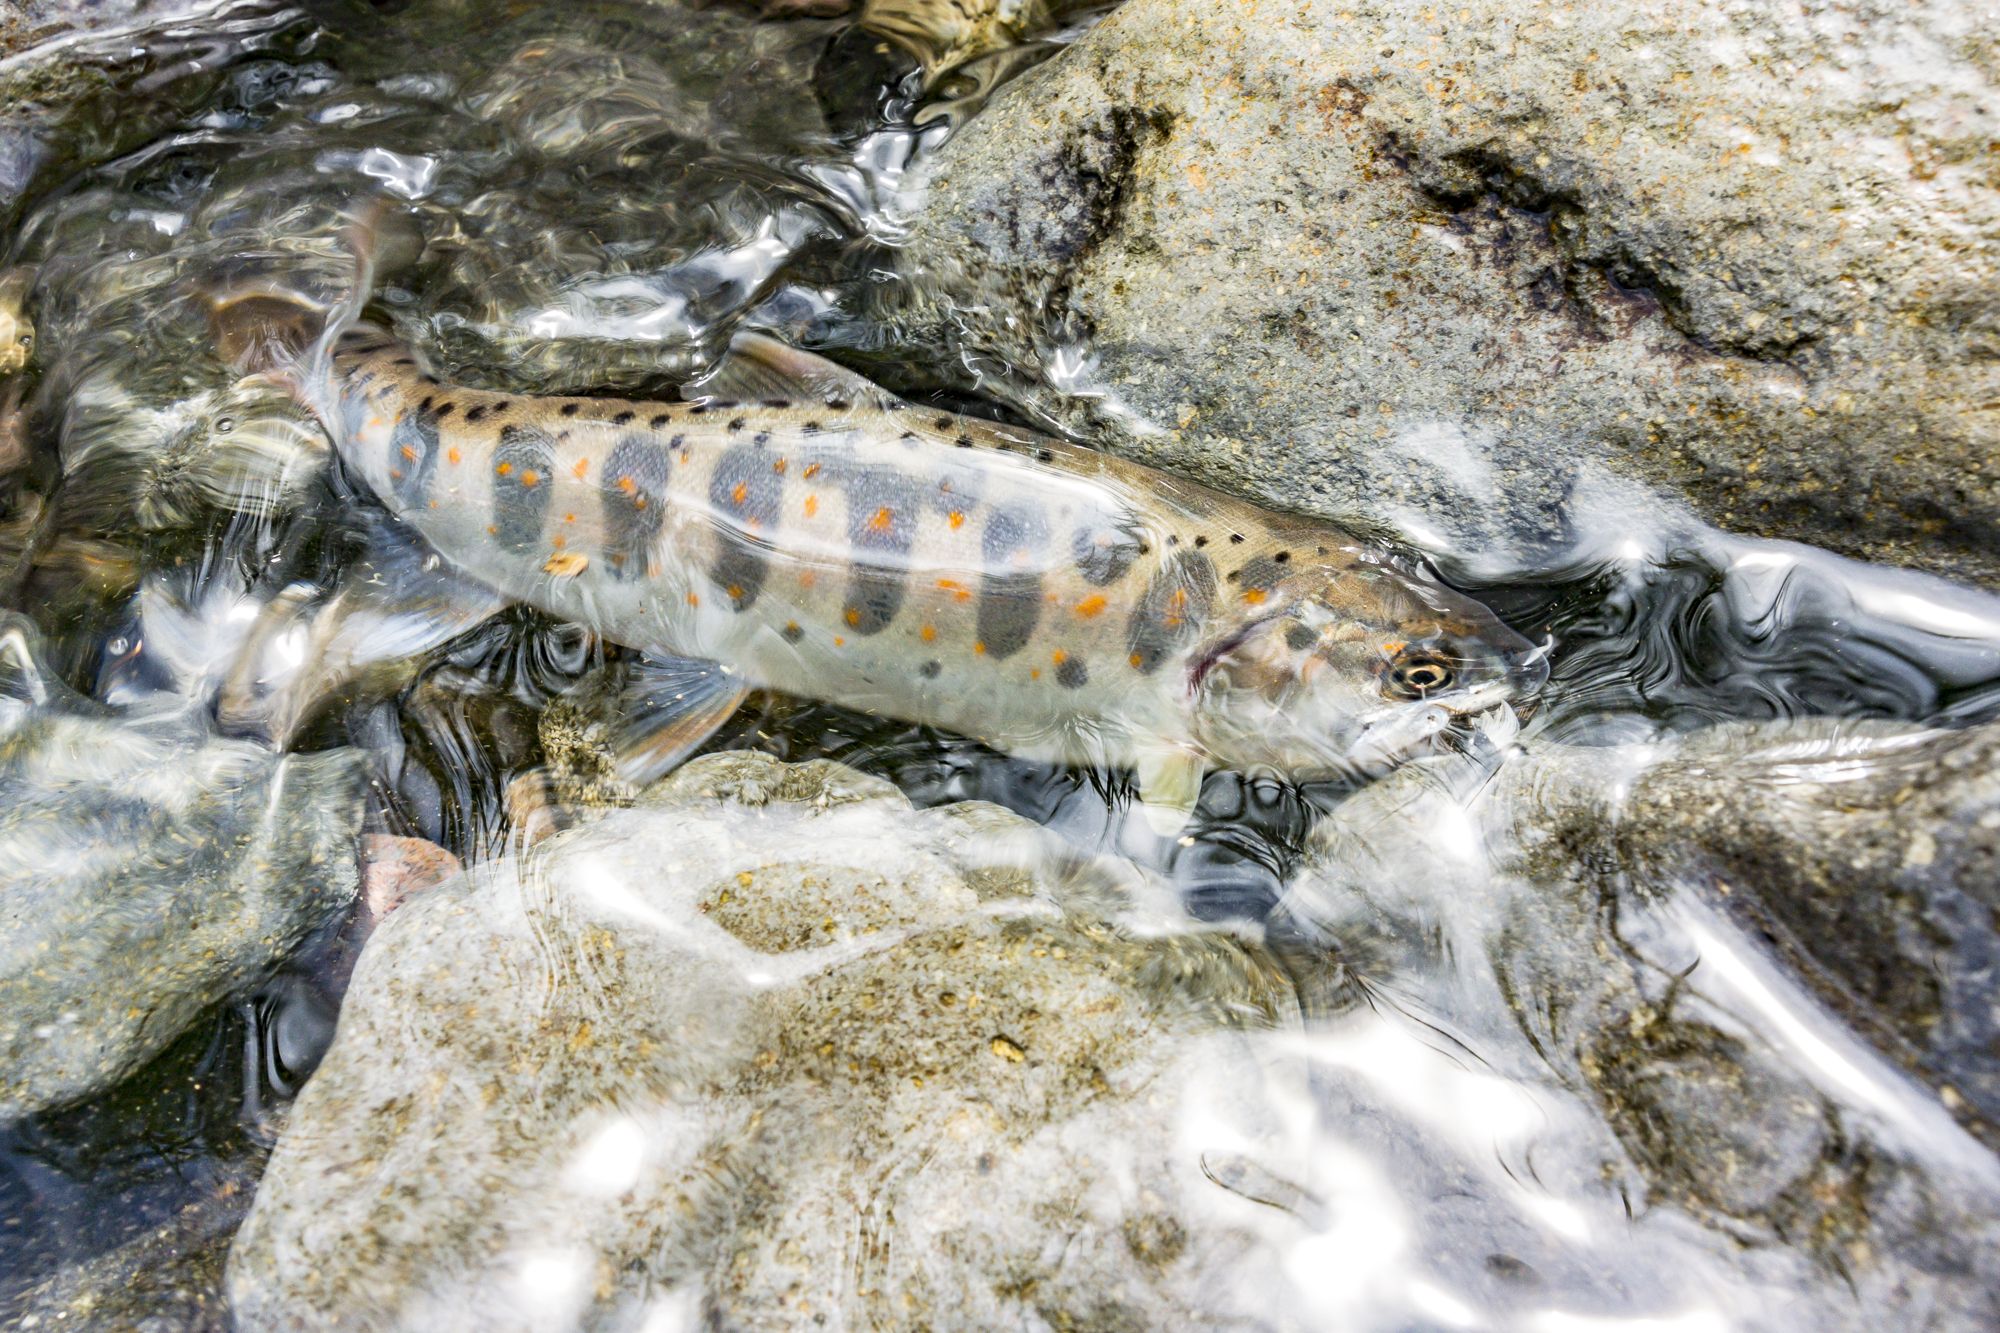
799 570 817 589
948 511 965 529
617 475 636 493
1242 588 1267 605
844 607 862 627
772 458 787 474
486 524 498 535
687 592 700 606
1129 652 1144 669
1051 649 1068 665
974 641 987 655
447 446 462 465
389 469 403 480
400 443 419 462
920 624 936 643
937 579 971 603
496 461 513 476
731 481 749 505
543 552 589 577
784 619 800 636
572 458 589 479
520 470 541 488
802 462 821 479
1075 595 1106 618
728 584 745 601
634 496 648 510
552 534 567 549
834 636 846 647
1031 669 1041 680
868 506 894 533
1381 640 1407 656
427 500 438 509
804 495 819 518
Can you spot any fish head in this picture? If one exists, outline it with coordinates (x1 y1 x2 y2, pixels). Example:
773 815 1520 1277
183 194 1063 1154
1186 557 1548 778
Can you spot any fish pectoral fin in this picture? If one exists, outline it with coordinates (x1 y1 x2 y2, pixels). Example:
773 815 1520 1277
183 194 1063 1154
685 330 901 412
1133 744 1206 837
609 653 752 788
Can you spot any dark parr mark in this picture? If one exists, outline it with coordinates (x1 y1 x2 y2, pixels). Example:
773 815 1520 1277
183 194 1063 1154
1055 655 1089 689
1233 555 1289 604
492 424 556 554
841 471 921 635
602 434 671 580
1126 552 1218 674
977 506 1047 660
387 408 440 511
919 660 941 679
708 442 783 610
1071 517 1145 586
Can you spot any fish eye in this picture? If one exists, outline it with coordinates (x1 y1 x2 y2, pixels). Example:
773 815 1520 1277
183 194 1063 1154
1384 652 1454 698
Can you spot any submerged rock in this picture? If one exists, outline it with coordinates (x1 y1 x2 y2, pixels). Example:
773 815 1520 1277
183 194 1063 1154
0 614 368 1123
228 751 1313 1330
1289 723 2000 1328
896 0 2000 587
1515 718 2000 1153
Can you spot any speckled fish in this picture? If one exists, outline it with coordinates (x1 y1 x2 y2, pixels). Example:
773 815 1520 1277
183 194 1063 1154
219 296 1547 831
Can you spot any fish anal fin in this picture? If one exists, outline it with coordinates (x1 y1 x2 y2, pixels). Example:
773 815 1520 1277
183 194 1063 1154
609 653 751 788
1134 743 1205 837
685 331 900 412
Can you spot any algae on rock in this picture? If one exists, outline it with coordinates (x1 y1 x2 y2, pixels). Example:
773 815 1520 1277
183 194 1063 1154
228 751 1316 1330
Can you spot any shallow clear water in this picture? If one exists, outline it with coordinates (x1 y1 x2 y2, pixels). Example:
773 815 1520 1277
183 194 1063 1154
3 0 2000 1327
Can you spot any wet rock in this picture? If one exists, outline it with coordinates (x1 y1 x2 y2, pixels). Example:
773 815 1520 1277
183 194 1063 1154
1522 719 2000 1152
0 614 369 1123
896 0 2000 587
1294 734 2000 1325
229 751 1313 1330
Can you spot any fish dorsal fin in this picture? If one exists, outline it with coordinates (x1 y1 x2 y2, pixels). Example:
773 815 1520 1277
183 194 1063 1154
685 331 901 411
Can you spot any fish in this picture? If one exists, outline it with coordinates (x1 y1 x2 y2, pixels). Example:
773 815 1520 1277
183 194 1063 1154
215 286 1547 832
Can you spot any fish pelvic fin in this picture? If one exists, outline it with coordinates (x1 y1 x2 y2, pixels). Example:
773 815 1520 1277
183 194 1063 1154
609 653 752 789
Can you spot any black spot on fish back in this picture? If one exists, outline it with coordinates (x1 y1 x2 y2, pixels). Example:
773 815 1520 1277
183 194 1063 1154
978 506 1046 660
708 442 783 610
387 409 440 512
1071 516 1145 586
492 424 555 554
1127 551 1217 674
841 470 921 635
602 434 671 580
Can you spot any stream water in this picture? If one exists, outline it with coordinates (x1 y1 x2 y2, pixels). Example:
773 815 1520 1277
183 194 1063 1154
3 1 2000 1328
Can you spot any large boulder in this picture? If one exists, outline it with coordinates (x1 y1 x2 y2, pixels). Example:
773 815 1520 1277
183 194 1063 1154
894 0 2000 586
227 752 1314 1330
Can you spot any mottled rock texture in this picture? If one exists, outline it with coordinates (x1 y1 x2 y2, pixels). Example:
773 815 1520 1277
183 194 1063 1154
228 752 1313 1331
0 615 368 1122
897 0 2000 585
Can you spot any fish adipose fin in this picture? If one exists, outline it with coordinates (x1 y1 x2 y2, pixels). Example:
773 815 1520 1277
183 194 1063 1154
1134 742 1205 837
609 653 751 788
685 331 902 412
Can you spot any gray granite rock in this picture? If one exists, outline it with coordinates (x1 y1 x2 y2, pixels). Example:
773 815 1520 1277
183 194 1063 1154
0 614 368 1123
228 751 1314 1331
894 0 2000 586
